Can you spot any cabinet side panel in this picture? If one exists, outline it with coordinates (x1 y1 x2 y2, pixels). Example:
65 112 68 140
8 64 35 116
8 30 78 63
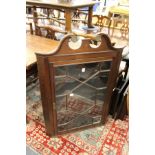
101 51 122 123
36 55 55 136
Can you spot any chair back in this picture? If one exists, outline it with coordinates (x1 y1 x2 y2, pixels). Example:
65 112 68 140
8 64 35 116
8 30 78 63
92 15 111 34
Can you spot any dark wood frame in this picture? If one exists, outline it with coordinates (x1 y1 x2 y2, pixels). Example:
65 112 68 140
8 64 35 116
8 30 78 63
36 33 123 136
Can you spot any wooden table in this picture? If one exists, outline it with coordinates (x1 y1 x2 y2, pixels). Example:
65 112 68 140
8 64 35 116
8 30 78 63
26 34 59 69
26 0 99 32
108 6 129 16
107 6 129 37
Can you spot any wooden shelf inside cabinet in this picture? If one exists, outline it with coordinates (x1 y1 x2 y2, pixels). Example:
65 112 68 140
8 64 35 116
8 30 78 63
36 33 123 136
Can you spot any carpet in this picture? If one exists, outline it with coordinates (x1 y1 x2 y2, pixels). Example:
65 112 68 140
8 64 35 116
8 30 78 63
26 83 129 155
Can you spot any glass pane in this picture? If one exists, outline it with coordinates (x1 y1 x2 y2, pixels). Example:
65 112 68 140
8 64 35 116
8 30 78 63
55 66 66 76
88 105 102 123
73 84 96 100
90 89 106 103
100 61 112 70
55 76 80 96
54 60 112 132
86 72 109 89
66 63 98 80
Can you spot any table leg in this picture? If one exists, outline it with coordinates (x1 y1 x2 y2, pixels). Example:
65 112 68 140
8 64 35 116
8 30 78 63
29 22 33 35
32 6 38 35
88 6 93 28
65 9 72 32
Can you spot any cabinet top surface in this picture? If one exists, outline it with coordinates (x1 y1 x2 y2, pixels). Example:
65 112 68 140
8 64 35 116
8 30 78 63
26 0 99 8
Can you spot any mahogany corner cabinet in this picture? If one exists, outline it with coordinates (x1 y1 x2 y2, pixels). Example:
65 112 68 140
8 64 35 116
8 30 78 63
36 33 123 136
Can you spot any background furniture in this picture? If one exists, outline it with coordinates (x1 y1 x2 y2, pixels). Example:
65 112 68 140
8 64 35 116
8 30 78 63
92 15 112 35
26 0 99 32
26 34 59 68
26 22 33 35
110 78 129 120
35 24 67 40
36 33 123 136
26 34 59 86
109 49 129 119
26 7 67 39
108 5 129 38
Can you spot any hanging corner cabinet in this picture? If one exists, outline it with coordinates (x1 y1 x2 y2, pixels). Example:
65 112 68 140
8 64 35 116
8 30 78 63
36 33 123 136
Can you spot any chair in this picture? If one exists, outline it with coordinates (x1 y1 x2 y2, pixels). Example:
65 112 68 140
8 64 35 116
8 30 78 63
110 78 129 120
109 11 129 38
36 24 67 40
26 7 66 39
72 8 88 23
27 9 67 40
109 48 129 119
92 15 112 35
120 18 129 39
35 15 67 40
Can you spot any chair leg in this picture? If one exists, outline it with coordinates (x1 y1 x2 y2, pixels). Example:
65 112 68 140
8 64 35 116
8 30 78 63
29 23 33 35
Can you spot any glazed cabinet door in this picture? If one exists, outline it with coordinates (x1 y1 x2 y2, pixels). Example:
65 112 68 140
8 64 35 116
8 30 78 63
53 60 112 134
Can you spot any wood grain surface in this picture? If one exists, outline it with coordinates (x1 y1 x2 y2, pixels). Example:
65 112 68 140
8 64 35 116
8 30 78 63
26 34 59 68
